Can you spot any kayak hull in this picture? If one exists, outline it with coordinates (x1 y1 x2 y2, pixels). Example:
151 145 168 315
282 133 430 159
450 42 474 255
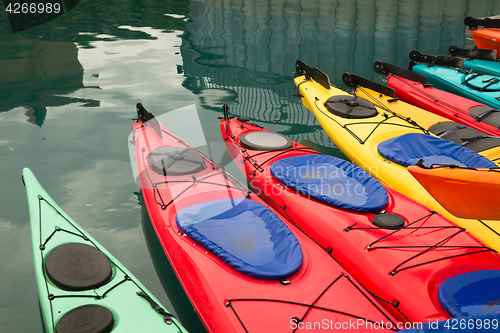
221 117 500 324
408 166 500 220
23 168 186 333
387 74 500 138
411 64 500 110
472 28 500 55
294 72 500 253
133 113 398 332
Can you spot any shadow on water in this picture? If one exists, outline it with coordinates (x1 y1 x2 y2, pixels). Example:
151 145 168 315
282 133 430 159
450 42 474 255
0 0 192 124
0 39 100 124
138 191 208 333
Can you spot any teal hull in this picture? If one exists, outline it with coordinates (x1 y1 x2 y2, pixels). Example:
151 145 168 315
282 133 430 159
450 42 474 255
23 168 186 333
412 64 500 109
462 59 500 76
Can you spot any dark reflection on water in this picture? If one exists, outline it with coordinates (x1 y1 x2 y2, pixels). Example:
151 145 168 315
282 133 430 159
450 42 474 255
0 39 88 120
180 0 500 152
2 0 500 332
138 191 208 333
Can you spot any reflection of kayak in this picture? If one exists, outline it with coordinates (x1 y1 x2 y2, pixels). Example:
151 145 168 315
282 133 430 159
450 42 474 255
293 59 500 252
139 192 208 333
374 61 500 138
23 168 187 333
408 165 500 220
221 107 500 324
132 103 398 332
409 50 500 109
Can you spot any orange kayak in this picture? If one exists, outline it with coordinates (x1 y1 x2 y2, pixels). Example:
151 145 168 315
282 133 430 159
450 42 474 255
408 165 500 220
464 16 500 54
472 28 500 54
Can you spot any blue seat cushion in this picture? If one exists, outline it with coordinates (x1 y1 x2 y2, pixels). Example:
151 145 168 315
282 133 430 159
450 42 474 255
378 133 497 168
176 198 303 279
270 155 388 212
438 270 500 318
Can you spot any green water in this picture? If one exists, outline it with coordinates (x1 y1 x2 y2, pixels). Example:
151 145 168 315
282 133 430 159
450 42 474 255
1 0 499 331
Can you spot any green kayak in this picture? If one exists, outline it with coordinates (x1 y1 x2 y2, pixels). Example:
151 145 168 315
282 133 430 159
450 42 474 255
23 168 186 333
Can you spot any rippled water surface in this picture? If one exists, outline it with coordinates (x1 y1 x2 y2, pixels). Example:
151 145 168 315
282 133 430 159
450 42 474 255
1 0 499 331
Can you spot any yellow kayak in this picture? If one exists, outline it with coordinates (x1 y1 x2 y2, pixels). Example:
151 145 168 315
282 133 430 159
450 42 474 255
294 59 500 252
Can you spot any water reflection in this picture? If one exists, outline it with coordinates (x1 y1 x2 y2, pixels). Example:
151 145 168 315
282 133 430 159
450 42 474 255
180 0 499 152
184 0 500 82
0 39 100 125
139 191 207 333
2 1 500 332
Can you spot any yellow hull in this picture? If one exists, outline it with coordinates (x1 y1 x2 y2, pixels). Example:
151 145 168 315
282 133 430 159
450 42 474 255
295 74 500 252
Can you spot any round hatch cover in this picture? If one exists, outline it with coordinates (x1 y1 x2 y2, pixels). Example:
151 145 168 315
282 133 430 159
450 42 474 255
55 304 114 333
149 146 205 176
45 243 112 291
372 213 405 230
240 131 293 151
325 95 378 119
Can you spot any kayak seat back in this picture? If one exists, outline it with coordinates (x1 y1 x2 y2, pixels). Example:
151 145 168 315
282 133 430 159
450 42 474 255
176 198 303 279
439 269 500 317
270 155 388 212
325 95 378 119
377 133 498 168
469 105 500 128
428 121 500 153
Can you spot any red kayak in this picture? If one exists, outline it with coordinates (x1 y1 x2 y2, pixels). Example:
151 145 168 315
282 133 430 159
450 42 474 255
374 61 500 138
132 103 399 332
220 104 500 325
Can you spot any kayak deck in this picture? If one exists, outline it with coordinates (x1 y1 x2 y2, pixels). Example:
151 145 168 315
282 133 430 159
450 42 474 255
23 168 186 333
133 107 399 332
221 115 500 324
293 65 500 254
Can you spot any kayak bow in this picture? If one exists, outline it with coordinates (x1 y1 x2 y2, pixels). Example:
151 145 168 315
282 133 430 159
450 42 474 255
133 103 398 332
23 167 187 333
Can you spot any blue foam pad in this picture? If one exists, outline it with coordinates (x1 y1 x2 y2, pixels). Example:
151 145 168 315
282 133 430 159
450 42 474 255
378 133 497 168
270 155 388 212
176 198 303 279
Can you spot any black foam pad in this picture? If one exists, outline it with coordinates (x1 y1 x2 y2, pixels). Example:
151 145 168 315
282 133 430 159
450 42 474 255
45 243 113 291
55 304 114 333
428 121 500 152
372 213 405 230
469 106 500 127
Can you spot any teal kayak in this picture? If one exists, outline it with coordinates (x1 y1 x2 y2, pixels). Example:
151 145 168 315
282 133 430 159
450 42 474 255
409 51 500 109
23 168 186 333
